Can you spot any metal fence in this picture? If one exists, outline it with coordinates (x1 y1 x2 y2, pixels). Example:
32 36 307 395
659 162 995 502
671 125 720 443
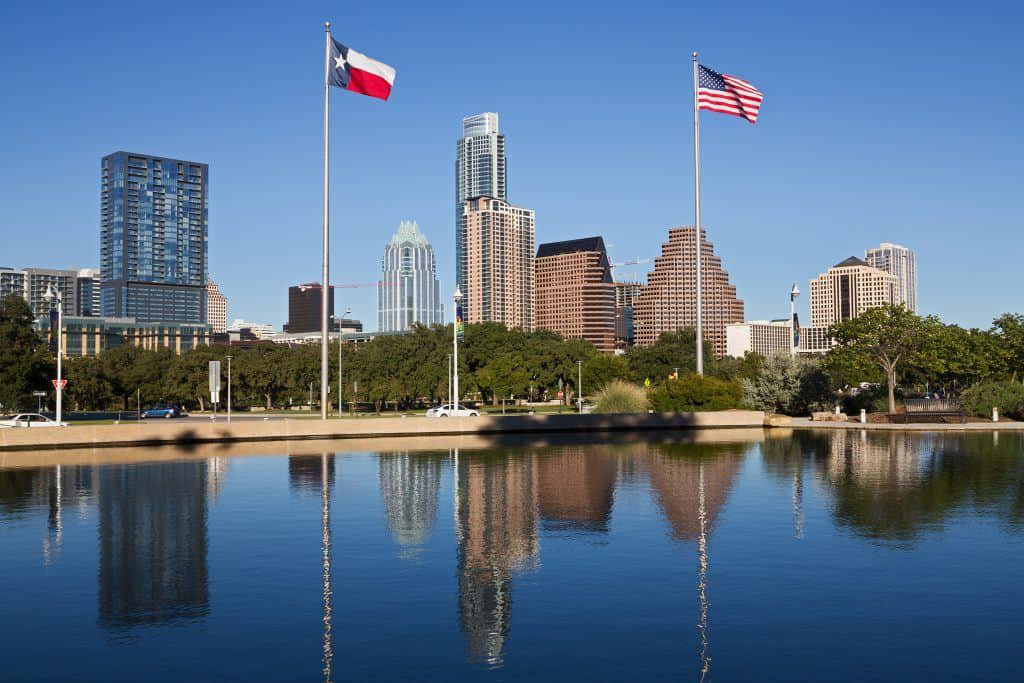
904 398 961 413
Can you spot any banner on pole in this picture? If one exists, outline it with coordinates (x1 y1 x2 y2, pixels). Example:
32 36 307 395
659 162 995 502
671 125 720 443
455 305 464 341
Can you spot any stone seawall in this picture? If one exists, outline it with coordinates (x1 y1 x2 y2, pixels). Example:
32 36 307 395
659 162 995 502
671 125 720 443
0 411 767 452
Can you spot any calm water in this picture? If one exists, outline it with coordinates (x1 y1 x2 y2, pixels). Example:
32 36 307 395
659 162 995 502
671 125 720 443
2 430 1023 682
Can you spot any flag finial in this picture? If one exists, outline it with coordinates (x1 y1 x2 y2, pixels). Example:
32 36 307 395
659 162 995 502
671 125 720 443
692 51 698 59
325 21 331 30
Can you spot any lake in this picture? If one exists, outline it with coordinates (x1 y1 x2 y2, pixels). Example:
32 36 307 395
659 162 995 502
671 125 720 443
2 429 1022 681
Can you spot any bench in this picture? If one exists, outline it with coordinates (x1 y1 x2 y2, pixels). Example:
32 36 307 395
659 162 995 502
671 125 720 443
889 398 965 424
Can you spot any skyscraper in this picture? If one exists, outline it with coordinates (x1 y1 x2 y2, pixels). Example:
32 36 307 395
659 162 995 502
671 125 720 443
76 269 101 317
463 196 534 331
864 242 917 312
284 283 335 333
613 281 644 349
809 257 896 327
456 113 506 296
100 152 208 323
206 280 228 333
534 237 616 353
633 226 744 357
378 221 443 332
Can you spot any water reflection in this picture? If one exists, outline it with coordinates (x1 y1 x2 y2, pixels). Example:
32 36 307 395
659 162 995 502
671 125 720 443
379 452 444 550
98 461 210 630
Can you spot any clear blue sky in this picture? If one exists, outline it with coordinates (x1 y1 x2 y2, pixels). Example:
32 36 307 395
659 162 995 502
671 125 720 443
1 0 1020 331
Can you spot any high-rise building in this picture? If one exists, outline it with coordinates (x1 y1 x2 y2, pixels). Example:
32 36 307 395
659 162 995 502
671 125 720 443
75 269 101 317
0 267 27 303
865 242 917 312
24 268 77 319
285 283 336 333
614 281 644 350
809 257 896 327
100 152 208 323
633 226 744 357
463 196 534 331
378 221 443 332
534 237 616 353
456 113 506 296
206 280 228 333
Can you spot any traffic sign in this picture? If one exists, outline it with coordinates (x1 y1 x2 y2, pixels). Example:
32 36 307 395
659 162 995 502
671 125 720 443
52 379 67 390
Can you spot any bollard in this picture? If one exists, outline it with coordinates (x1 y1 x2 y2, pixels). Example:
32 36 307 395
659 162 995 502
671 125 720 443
835 405 841 415
860 409 866 424
993 407 999 422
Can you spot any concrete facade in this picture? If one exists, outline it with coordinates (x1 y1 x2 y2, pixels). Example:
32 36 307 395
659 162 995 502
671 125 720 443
809 257 896 327
534 237 616 353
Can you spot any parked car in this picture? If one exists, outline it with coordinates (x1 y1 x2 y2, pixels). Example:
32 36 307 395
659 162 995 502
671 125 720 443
0 413 69 428
426 403 479 417
141 405 187 419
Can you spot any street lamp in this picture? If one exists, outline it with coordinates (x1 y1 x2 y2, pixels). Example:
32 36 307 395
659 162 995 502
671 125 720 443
338 306 350 417
577 360 583 414
225 355 233 424
43 285 64 425
789 282 801 356
453 286 462 411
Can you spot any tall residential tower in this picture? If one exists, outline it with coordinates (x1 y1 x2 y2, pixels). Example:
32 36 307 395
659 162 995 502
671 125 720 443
100 152 208 323
864 242 917 312
378 221 443 332
809 257 896 327
456 113 506 297
463 197 535 331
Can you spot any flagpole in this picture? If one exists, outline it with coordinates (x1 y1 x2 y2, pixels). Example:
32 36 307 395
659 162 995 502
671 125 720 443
692 51 704 376
321 21 332 419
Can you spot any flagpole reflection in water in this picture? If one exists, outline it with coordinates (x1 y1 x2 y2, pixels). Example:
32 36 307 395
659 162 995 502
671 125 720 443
321 453 334 682
43 464 63 565
697 459 710 683
792 465 804 540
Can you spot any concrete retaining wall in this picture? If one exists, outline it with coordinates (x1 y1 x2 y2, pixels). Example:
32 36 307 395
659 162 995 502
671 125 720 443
0 411 766 452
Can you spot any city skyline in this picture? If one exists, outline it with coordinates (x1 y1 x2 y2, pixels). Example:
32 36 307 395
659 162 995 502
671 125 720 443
1 2 1020 332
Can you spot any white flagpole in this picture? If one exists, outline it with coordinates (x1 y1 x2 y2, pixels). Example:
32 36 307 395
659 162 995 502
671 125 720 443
321 21 332 419
692 51 704 376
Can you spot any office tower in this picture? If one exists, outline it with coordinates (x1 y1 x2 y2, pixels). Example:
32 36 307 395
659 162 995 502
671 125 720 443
809 257 896 327
632 226 744 357
100 152 208 323
463 197 534 331
378 221 443 332
614 281 644 349
0 267 27 302
725 320 793 358
75 269 101 317
284 283 336 333
378 452 444 547
24 268 77 318
456 113 506 296
206 280 227 333
865 242 917 312
534 237 616 353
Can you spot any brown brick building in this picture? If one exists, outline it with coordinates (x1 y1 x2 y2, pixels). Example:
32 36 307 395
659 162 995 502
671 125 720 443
463 196 535 331
534 237 616 353
633 226 744 357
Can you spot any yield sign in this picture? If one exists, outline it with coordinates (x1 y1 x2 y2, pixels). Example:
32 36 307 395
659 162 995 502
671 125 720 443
52 379 68 390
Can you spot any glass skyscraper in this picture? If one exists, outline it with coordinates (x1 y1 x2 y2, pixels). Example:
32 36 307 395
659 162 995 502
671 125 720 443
378 221 443 332
455 113 506 296
100 152 208 323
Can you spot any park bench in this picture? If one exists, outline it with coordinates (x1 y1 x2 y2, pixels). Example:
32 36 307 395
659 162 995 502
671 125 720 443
890 398 965 424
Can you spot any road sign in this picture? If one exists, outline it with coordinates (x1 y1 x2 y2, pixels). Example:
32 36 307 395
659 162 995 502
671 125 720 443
33 391 47 397
52 379 67 390
209 361 221 403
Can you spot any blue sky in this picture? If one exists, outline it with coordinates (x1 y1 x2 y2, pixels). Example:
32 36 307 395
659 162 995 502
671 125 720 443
1 0 1020 330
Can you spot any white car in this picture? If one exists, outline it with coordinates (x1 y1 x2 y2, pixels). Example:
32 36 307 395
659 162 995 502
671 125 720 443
425 404 479 418
0 413 69 428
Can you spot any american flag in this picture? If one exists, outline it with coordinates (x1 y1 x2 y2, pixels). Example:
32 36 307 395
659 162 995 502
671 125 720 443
698 65 763 124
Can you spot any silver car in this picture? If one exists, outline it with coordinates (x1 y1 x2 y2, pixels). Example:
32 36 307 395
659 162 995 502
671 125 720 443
0 413 69 428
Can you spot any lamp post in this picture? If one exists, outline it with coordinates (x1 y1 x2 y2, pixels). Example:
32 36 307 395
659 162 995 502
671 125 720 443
577 360 583 414
226 355 232 424
43 286 63 425
453 286 462 411
447 353 452 408
789 282 801 356
338 306 350 417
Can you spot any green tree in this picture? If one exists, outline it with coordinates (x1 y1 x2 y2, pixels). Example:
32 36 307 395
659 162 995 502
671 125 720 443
826 305 938 414
627 329 712 386
0 294 50 411
648 373 742 412
741 353 831 416
991 314 1024 382
64 356 114 410
583 354 631 392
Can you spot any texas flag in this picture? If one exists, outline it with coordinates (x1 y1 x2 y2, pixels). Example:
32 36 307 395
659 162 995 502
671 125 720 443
329 38 395 101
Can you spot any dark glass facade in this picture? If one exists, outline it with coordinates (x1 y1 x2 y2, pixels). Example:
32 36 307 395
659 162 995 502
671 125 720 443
100 152 208 323
284 283 336 333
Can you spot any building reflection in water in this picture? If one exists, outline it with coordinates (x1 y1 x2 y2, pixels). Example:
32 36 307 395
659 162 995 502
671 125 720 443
378 452 444 552
289 455 336 496
537 447 616 533
98 461 210 630
455 450 539 666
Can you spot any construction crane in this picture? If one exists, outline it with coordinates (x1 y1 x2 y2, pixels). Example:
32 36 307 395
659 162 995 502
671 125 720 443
333 282 381 288
610 257 652 270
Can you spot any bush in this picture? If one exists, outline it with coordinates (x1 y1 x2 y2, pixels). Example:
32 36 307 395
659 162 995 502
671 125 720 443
839 384 890 415
593 379 648 414
741 353 832 416
960 381 1024 420
648 373 742 412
